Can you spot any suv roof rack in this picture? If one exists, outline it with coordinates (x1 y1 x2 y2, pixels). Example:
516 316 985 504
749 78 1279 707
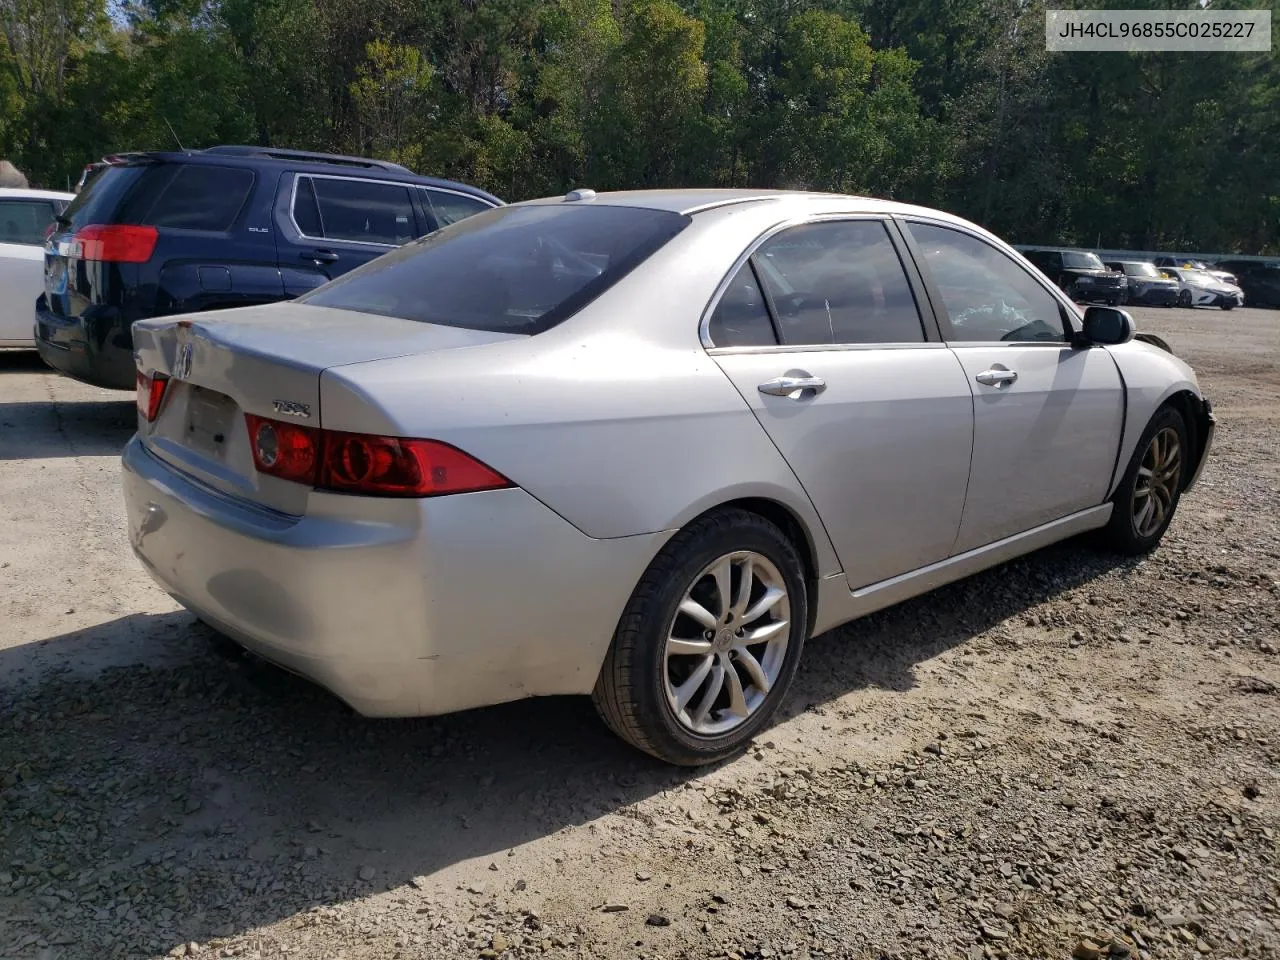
199 145 412 173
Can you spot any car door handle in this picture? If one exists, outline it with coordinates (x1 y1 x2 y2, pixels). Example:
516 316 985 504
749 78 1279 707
975 369 1019 387
303 249 339 265
758 375 826 398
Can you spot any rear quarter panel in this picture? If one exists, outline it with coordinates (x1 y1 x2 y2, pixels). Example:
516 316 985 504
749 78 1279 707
320 201 844 578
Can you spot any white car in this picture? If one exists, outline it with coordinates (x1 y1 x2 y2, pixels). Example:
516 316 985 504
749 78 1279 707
0 187 73 347
1162 266 1245 310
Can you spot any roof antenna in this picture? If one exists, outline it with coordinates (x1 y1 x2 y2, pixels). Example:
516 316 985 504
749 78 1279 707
163 118 186 152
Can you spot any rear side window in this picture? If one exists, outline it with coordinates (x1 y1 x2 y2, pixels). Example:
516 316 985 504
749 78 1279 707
299 204 690 334
707 264 777 347
298 176 417 245
119 164 254 231
752 220 926 345
423 188 492 229
0 200 59 245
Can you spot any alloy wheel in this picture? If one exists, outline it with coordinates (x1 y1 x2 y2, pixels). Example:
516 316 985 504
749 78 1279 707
1132 426 1181 538
663 551 790 737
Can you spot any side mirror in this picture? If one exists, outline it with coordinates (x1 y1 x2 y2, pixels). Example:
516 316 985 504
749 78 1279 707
1079 305 1135 346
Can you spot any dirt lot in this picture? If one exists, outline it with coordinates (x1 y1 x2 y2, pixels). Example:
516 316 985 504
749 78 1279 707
1 306 1277 960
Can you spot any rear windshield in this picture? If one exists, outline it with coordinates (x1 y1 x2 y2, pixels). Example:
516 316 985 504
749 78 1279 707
299 204 690 334
59 162 254 232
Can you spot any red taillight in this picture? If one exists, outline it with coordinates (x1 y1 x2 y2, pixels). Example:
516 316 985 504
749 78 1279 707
245 414 320 486
319 432 511 497
75 224 158 263
243 415 512 497
136 372 169 422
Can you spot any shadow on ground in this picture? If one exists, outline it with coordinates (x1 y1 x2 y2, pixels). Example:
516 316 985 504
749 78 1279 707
0 539 1136 955
0 397 134 459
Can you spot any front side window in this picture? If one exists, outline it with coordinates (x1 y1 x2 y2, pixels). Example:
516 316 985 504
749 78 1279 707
908 222 1068 343
300 204 689 334
0 200 58 245
423 189 492 230
750 220 925 346
297 176 417 246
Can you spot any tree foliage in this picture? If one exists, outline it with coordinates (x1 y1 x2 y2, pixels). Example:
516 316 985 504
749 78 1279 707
0 0 1275 252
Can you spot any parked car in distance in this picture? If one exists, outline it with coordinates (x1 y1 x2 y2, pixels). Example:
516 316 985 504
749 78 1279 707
1023 248 1127 305
123 189 1214 765
1213 260 1280 308
1104 260 1179 307
1160 266 1245 310
1154 256 1237 287
37 145 502 389
0 187 73 348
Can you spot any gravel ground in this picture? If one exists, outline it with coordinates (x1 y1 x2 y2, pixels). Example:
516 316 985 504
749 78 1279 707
0 305 1277 960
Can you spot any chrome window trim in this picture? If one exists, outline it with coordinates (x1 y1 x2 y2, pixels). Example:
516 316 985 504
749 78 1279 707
288 172 423 249
698 213 930 351
708 341 948 357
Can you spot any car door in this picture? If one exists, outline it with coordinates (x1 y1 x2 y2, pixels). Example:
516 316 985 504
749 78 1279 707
901 219 1124 554
277 173 425 296
707 217 974 590
0 197 61 345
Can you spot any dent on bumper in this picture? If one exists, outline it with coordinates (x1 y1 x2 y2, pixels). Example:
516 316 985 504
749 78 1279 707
122 437 670 717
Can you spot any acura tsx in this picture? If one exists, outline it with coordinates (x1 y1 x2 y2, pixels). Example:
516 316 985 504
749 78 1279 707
123 189 1213 765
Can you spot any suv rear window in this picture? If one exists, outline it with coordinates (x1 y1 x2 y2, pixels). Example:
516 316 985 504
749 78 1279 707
298 204 690 334
59 162 253 232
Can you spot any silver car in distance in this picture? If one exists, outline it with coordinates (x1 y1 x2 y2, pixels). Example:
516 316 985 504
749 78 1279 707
123 190 1214 765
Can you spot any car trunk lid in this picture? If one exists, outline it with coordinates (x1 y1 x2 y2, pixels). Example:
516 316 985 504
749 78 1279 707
133 302 522 515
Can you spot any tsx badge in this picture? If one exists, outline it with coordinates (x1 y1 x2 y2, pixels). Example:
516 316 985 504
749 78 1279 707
271 399 312 419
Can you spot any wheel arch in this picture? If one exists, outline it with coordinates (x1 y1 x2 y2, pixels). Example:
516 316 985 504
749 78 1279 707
682 496 825 638
1160 389 1212 492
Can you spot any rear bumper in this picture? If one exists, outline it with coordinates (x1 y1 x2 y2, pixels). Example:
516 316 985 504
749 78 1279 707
122 436 668 717
35 295 137 390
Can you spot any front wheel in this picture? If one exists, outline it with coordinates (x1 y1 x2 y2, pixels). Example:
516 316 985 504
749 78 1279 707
593 509 808 766
1177 289 1193 308
1220 302 1235 311
1101 406 1188 555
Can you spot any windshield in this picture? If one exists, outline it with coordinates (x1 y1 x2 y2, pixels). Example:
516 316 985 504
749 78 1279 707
1182 270 1216 285
1122 262 1161 278
1062 251 1104 270
299 204 690 334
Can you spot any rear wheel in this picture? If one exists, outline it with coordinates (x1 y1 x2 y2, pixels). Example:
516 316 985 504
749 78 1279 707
1101 406 1188 555
593 508 808 766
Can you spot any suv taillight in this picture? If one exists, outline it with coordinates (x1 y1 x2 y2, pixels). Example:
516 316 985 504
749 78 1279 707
244 415 512 497
75 224 158 263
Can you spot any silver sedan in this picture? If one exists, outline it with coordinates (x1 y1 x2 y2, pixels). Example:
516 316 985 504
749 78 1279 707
123 190 1214 765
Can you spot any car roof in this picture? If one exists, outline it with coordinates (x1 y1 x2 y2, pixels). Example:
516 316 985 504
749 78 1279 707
108 150 502 204
515 188 981 224
0 187 75 202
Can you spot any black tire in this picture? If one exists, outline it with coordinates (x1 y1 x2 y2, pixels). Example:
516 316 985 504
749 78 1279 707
1177 289 1193 308
1220 302 1234 311
1101 406 1188 555
592 508 808 766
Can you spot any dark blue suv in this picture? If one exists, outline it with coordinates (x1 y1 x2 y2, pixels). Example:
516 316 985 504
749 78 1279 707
36 145 502 389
